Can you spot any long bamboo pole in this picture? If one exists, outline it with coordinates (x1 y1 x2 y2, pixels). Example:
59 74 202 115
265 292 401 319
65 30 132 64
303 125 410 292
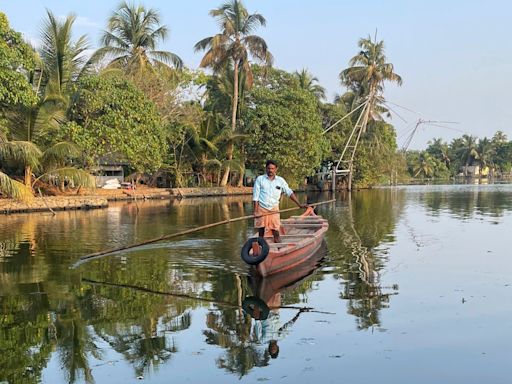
72 198 336 267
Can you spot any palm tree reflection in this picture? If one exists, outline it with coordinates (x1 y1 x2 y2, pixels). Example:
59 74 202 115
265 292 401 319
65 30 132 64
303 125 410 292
332 191 401 330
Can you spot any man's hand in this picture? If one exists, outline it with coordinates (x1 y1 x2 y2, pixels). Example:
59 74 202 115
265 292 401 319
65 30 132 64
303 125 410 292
299 204 309 209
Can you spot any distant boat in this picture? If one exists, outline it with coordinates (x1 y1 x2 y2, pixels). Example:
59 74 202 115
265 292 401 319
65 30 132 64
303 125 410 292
241 207 329 277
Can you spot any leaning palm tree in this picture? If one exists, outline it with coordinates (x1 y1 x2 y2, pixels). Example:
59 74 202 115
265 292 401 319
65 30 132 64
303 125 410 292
195 0 273 186
294 68 326 100
93 1 182 74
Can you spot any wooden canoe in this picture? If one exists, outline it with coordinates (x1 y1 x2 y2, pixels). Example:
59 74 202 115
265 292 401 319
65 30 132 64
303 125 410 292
242 207 329 277
249 240 327 302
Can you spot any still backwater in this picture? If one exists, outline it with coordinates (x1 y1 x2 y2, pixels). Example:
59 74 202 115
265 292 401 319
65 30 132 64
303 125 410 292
1 184 512 383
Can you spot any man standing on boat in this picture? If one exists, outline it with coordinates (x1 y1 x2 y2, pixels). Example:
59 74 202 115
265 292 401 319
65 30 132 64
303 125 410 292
253 160 307 243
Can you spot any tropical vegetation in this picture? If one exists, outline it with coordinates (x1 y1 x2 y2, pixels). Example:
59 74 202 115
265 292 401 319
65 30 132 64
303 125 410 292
406 131 512 180
2 1 512 202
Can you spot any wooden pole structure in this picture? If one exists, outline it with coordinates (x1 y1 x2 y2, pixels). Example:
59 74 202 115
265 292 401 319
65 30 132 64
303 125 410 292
72 199 336 267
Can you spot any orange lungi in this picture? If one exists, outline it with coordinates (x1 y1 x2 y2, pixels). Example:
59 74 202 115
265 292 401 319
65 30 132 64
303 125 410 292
254 206 281 231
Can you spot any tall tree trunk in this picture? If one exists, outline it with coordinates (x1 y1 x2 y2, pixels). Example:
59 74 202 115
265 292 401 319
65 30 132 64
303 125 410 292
220 60 240 187
220 143 233 187
237 143 245 187
24 165 32 188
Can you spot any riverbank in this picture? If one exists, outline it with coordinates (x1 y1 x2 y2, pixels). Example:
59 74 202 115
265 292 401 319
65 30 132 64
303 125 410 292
0 186 253 214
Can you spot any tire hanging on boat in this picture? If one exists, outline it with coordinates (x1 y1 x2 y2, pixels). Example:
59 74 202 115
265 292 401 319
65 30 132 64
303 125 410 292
240 237 269 265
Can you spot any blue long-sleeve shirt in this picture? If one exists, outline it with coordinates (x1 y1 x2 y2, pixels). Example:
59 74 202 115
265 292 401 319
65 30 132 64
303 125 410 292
252 174 293 210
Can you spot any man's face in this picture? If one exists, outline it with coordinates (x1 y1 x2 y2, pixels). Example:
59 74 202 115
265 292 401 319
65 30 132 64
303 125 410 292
266 164 277 177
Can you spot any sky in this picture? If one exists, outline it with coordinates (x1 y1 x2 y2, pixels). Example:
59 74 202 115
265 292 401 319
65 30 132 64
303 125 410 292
2 0 511 149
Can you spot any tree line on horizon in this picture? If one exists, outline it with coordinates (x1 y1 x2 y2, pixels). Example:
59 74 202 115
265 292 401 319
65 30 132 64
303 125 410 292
1 1 510 201
406 132 512 179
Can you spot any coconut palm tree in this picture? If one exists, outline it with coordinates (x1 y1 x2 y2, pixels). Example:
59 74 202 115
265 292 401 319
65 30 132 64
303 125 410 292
93 2 182 74
492 131 507 145
456 134 479 176
339 35 402 121
427 138 450 167
294 68 326 100
412 152 436 178
476 137 495 169
195 0 273 186
39 10 92 101
1 11 95 197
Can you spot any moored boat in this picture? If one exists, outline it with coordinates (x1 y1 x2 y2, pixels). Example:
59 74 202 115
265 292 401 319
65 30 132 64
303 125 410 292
240 207 329 277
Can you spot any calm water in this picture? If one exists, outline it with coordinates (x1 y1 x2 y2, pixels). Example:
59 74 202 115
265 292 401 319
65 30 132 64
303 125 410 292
1 184 512 384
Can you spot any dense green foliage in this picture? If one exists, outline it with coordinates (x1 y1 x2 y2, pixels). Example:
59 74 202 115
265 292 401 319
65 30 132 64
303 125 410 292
406 131 512 179
244 67 328 186
2 1 511 200
0 11 95 198
66 75 166 174
0 13 37 108
353 121 399 187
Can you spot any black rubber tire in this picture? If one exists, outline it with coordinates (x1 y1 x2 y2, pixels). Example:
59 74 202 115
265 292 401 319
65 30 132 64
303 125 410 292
241 237 269 265
242 296 270 320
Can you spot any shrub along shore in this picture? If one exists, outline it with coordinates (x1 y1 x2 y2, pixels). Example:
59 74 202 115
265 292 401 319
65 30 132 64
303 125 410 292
0 187 254 214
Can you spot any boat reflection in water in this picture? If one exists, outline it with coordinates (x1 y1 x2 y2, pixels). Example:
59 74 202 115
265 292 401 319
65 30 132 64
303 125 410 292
242 241 327 358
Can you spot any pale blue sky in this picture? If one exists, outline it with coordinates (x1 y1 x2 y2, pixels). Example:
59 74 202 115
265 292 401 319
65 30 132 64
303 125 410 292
3 0 511 149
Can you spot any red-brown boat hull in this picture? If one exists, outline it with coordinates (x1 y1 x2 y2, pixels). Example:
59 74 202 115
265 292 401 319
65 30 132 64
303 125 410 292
246 207 329 277
249 240 327 302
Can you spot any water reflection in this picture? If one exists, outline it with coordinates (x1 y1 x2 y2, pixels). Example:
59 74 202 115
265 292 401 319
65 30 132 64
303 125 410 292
242 242 327 365
324 190 403 330
413 185 512 219
2 185 512 382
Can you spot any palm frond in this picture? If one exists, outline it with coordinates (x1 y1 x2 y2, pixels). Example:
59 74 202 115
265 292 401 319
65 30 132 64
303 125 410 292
149 50 183 68
205 159 222 168
194 36 214 52
35 167 95 188
0 141 42 169
0 171 34 202
198 138 219 152
222 158 244 172
42 141 81 167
